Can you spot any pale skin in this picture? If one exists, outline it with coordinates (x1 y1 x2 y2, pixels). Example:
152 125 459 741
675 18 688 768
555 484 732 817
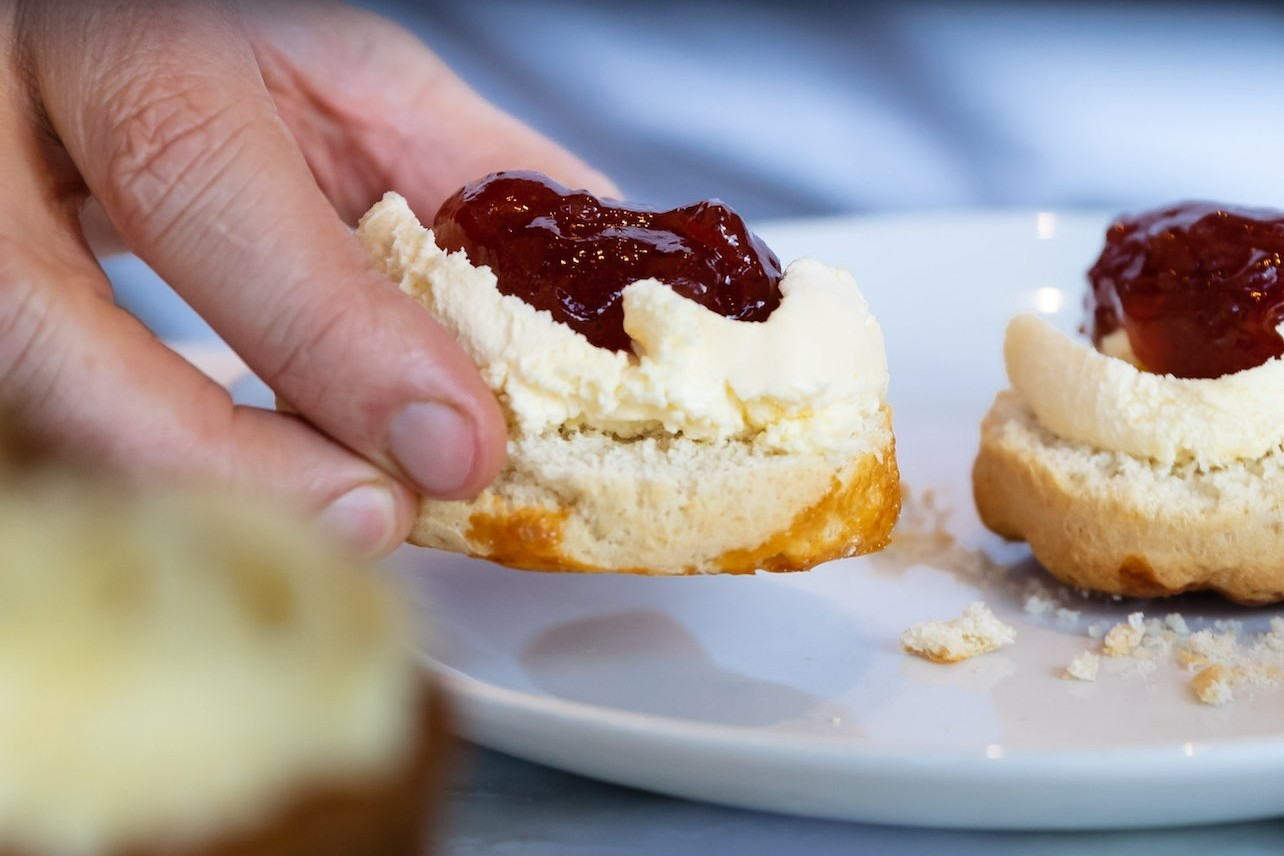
1 0 615 556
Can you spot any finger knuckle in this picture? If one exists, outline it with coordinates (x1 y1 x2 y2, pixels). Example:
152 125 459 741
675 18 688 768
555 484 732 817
98 75 256 247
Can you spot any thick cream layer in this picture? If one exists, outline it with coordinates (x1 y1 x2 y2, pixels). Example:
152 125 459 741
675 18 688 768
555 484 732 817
0 484 419 856
1004 313 1284 468
358 192 889 455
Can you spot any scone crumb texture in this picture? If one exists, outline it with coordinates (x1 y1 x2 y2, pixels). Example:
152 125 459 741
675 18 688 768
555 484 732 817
1101 612 1146 657
1064 651 1100 681
1191 665 1237 706
900 601 1016 663
1078 608 1284 706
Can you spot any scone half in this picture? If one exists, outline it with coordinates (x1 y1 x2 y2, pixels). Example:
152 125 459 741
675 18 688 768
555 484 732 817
358 186 900 575
414 410 899 575
974 389 1284 605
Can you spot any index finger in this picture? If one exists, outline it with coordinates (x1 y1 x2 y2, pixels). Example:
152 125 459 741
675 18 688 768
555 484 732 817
21 0 507 500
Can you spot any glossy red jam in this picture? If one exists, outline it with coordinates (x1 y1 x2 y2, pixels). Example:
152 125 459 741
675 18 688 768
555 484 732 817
1086 201 1284 378
431 171 782 352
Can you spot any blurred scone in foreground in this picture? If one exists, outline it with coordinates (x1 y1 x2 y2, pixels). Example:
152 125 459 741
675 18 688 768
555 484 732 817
0 452 446 856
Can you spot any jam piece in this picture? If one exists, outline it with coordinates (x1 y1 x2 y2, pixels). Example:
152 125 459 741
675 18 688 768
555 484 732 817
431 171 782 352
1086 201 1284 378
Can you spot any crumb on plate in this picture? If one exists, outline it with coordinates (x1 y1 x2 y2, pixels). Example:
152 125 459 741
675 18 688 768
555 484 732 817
1063 650 1100 681
900 601 1016 664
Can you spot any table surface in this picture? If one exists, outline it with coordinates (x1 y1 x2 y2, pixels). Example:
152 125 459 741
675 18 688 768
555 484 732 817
438 745 1283 855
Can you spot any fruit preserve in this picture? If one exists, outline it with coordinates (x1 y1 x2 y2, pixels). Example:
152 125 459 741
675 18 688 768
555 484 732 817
431 171 782 352
1086 201 1284 378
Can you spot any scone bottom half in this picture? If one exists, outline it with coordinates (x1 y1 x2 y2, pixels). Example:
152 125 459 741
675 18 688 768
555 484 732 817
411 408 900 576
973 390 1284 605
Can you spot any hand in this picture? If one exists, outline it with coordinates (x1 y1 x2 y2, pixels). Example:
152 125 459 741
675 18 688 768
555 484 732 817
2 0 614 556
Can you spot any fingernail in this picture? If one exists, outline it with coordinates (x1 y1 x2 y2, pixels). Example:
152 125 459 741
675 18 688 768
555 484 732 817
387 401 476 497
316 484 398 558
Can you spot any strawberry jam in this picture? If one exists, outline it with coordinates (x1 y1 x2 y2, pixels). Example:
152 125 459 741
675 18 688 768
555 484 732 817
431 171 782 352
1086 201 1284 378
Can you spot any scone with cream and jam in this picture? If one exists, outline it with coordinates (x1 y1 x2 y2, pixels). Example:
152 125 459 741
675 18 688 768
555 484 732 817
358 171 899 574
974 202 1284 604
0 464 447 856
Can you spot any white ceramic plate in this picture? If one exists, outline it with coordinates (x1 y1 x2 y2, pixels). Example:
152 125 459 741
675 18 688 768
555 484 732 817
388 211 1284 831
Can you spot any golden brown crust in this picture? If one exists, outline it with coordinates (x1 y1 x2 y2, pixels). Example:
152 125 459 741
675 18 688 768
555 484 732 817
0 687 450 856
712 448 900 573
411 408 900 575
973 390 1284 605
